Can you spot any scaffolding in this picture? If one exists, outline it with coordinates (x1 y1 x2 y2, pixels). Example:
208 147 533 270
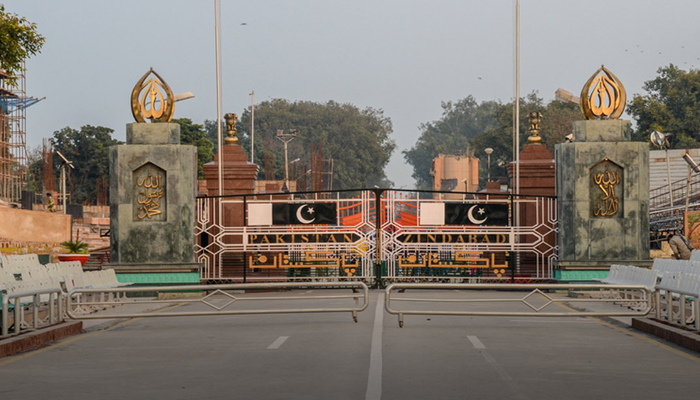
0 64 42 203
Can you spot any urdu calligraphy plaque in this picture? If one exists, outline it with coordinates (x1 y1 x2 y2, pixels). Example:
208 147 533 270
133 163 167 221
590 158 623 218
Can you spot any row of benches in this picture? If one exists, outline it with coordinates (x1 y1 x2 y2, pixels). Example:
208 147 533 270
599 259 700 331
1 254 131 339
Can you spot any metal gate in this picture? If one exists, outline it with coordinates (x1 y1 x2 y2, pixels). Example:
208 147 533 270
195 189 557 285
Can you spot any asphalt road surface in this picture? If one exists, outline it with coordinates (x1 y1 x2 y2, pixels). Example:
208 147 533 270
1 289 699 400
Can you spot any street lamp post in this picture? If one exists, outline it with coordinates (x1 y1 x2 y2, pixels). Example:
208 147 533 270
276 129 297 192
484 147 494 183
56 151 74 214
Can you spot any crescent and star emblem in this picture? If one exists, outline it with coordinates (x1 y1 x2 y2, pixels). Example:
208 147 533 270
296 204 316 224
467 205 487 225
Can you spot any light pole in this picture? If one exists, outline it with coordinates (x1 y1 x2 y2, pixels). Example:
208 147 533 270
276 129 297 192
651 131 674 206
484 147 493 183
56 151 74 214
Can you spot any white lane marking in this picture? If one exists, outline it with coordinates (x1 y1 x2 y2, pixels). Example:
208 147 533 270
301 290 313 294
467 335 486 349
267 336 289 349
480 351 528 400
365 293 384 400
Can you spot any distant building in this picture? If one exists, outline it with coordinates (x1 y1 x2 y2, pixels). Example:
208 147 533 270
430 153 479 197
649 149 700 191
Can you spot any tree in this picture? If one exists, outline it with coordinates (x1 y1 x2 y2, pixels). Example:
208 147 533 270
235 99 396 189
406 94 582 189
628 64 700 148
51 125 122 204
173 118 214 179
0 6 45 85
402 96 501 188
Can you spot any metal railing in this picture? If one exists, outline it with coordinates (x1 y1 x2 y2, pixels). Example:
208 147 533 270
66 281 369 323
655 286 700 331
384 283 652 327
2 287 64 338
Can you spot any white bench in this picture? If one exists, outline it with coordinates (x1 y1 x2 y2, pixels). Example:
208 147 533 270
655 272 700 330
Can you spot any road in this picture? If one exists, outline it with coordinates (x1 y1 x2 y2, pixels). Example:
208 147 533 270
1 289 699 400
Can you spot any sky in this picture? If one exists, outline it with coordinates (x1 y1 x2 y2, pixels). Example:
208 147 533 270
6 0 700 189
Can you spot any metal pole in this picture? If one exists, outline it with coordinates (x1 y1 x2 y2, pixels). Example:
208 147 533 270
61 164 66 214
284 141 289 190
666 148 674 206
215 0 223 195
374 188 383 288
250 90 255 164
243 194 248 283
685 164 692 216
487 153 491 182
515 0 520 196
514 0 521 274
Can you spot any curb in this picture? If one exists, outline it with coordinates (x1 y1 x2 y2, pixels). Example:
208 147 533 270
0 321 83 358
632 317 700 353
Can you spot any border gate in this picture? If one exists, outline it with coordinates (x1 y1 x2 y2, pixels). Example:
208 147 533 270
195 189 557 285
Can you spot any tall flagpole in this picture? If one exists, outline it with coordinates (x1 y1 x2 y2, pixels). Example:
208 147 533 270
215 0 223 195
515 0 520 195
250 90 255 164
514 0 521 275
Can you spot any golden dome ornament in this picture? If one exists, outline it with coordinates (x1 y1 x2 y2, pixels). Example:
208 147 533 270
580 65 626 120
130 68 175 123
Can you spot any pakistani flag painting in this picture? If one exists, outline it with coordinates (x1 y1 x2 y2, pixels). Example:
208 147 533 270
419 203 509 226
248 203 337 226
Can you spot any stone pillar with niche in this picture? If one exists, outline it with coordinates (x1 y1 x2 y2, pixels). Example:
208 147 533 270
107 69 200 274
555 66 650 273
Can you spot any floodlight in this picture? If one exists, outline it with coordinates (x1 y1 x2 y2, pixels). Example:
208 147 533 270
650 131 672 148
683 152 700 173
56 151 75 169
565 134 574 143
174 92 195 102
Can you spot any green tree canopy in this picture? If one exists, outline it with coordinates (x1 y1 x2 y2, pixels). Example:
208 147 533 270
0 5 44 85
173 118 214 179
628 64 700 148
406 93 581 189
52 125 122 204
402 96 501 188
233 99 395 189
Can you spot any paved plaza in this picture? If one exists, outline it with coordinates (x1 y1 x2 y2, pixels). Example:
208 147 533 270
1 289 699 400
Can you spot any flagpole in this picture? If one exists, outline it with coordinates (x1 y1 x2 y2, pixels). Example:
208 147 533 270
250 90 255 164
215 0 223 195
515 0 520 196
514 0 521 276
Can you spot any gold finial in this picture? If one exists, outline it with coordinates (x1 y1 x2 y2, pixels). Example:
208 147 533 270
527 112 543 144
131 68 175 123
580 65 626 120
224 113 238 145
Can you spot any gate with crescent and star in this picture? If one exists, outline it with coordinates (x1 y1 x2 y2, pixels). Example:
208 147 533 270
195 189 557 284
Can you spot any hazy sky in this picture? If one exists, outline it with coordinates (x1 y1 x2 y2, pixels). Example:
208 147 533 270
6 0 700 188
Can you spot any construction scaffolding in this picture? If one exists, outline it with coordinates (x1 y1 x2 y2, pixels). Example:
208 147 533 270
0 65 42 203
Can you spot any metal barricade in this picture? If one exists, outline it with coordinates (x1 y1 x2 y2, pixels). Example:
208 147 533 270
385 283 652 327
66 281 369 323
2 287 64 338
